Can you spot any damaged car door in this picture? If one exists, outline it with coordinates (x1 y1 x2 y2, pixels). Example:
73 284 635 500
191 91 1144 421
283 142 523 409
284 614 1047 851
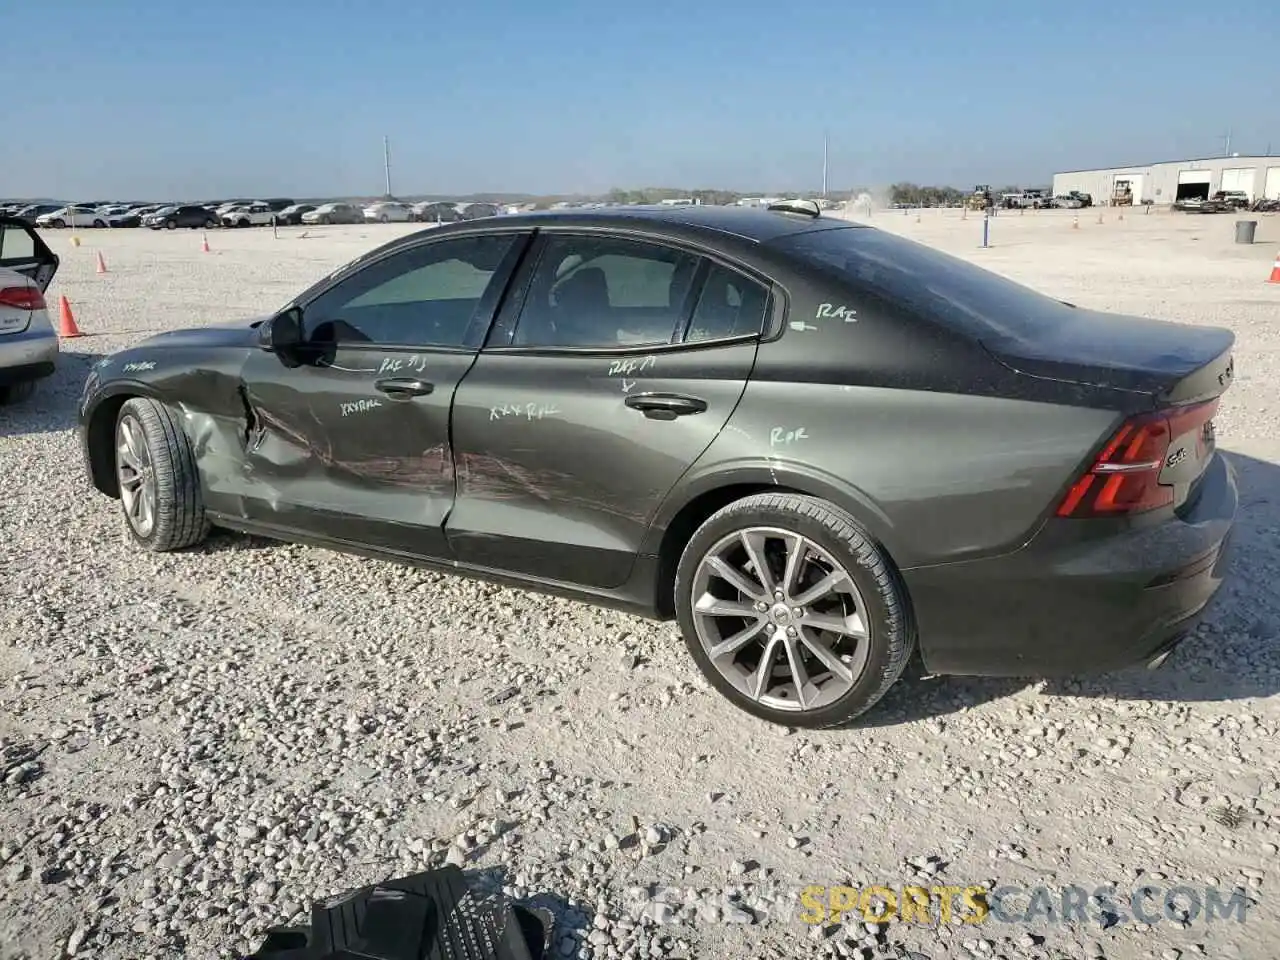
236 231 530 557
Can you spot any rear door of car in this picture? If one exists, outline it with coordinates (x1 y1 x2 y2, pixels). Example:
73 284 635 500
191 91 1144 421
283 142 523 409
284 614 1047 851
0 217 59 290
446 229 770 588
233 229 532 557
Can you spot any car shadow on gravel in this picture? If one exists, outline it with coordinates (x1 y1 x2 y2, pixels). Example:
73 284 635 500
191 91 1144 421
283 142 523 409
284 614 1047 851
0 350 102 437
199 527 285 554
861 450 1280 727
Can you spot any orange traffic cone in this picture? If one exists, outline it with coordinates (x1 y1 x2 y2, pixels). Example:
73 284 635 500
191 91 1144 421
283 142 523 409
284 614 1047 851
1267 251 1280 284
201 233 210 253
95 251 108 274
58 296 82 338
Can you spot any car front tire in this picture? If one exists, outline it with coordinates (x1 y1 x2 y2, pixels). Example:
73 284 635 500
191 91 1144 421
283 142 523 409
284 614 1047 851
674 493 915 728
114 398 210 552
165 220 177 230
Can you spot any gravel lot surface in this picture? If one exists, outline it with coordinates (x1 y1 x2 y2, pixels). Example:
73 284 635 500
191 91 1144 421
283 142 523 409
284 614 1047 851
2 210 1278 960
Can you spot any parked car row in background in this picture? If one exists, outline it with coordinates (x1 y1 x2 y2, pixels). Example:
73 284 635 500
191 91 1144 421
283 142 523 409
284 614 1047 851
0 198 509 230
998 189 1095 209
1172 191 1280 214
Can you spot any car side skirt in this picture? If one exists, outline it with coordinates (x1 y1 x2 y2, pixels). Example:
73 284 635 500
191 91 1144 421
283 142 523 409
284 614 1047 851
205 513 667 620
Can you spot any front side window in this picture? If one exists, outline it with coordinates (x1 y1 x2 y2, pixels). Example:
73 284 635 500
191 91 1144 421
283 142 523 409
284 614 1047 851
511 235 699 348
304 234 517 347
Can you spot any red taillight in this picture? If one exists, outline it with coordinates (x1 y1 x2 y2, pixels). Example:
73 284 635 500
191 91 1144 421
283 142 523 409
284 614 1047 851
1056 399 1220 518
0 286 45 311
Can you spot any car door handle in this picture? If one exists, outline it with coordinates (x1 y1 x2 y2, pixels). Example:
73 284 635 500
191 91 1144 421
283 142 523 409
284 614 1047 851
624 393 707 420
375 378 434 398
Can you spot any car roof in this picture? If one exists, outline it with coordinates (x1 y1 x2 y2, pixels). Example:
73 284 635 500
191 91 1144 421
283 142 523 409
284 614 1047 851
406 204 860 248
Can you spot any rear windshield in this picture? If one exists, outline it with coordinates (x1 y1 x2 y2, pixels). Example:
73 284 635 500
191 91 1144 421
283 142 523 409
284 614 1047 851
772 226 1076 342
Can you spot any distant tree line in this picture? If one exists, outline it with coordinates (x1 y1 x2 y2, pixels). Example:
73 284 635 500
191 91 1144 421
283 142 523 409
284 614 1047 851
888 183 1051 206
604 187 833 207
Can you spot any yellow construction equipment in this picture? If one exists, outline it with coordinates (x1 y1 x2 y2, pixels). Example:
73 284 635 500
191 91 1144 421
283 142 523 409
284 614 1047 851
968 185 993 211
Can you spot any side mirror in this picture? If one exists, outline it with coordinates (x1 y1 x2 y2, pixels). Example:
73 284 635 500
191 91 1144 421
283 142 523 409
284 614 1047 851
259 307 304 353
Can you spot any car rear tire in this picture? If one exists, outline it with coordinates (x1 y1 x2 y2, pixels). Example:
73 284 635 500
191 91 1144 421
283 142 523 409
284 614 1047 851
0 381 36 405
114 398 210 552
674 493 915 728
204 218 216 229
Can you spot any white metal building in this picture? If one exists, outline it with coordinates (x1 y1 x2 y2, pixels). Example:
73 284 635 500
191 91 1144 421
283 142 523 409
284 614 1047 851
1052 156 1280 206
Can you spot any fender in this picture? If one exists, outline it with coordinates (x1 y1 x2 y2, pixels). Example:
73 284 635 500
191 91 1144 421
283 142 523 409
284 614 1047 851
641 455 904 563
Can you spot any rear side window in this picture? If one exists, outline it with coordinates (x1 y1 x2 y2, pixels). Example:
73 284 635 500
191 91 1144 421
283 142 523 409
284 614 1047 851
773 226 1077 343
511 235 699 348
685 263 770 342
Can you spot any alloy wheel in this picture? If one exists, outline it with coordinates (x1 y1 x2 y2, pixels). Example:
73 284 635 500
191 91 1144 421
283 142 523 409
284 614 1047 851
689 526 871 712
116 414 157 537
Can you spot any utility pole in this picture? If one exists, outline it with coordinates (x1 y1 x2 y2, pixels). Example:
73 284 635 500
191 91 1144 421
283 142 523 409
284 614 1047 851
383 136 392 198
1222 129 1232 157
821 131 829 199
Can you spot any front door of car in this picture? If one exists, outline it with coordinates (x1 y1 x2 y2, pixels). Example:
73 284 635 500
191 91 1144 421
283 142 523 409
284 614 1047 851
234 230 530 558
447 231 769 588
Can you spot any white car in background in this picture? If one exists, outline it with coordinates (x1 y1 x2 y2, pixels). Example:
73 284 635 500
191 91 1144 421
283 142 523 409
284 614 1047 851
363 201 413 223
35 205 105 229
0 217 60 405
221 202 276 227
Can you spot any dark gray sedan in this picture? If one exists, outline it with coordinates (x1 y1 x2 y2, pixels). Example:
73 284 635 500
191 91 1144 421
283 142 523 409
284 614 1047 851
77 201 1237 727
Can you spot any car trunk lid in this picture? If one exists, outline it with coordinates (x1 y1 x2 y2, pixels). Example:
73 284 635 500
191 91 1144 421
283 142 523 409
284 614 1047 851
982 307 1235 406
986 309 1235 516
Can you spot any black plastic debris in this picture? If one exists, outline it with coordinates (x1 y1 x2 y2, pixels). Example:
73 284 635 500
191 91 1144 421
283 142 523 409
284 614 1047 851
244 865 554 960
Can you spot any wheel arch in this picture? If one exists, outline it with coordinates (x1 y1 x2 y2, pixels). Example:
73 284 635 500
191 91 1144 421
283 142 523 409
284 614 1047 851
646 465 906 618
84 384 166 498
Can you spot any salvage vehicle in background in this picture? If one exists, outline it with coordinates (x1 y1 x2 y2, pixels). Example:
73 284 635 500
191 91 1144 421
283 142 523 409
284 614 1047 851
221 202 277 228
301 203 364 225
273 204 317 225
144 205 219 230
363 201 414 223
0 217 60 404
36 205 104 228
77 202 1238 728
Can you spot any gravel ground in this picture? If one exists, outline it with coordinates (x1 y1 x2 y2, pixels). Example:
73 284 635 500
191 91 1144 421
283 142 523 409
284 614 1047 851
1 210 1278 960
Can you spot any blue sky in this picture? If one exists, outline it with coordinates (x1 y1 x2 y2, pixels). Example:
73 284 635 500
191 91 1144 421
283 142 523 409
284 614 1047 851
5 0 1276 199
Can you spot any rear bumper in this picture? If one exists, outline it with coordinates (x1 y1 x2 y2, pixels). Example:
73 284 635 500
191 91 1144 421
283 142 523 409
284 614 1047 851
906 452 1237 676
0 323 58 384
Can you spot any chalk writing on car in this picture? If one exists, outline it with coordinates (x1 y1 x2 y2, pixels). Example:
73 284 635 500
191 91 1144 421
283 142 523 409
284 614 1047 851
607 356 657 377
378 355 430 375
815 303 857 322
770 426 809 447
340 399 382 417
489 402 561 422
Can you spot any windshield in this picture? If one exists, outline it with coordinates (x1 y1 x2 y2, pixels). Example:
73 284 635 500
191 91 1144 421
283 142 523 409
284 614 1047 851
772 226 1077 343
